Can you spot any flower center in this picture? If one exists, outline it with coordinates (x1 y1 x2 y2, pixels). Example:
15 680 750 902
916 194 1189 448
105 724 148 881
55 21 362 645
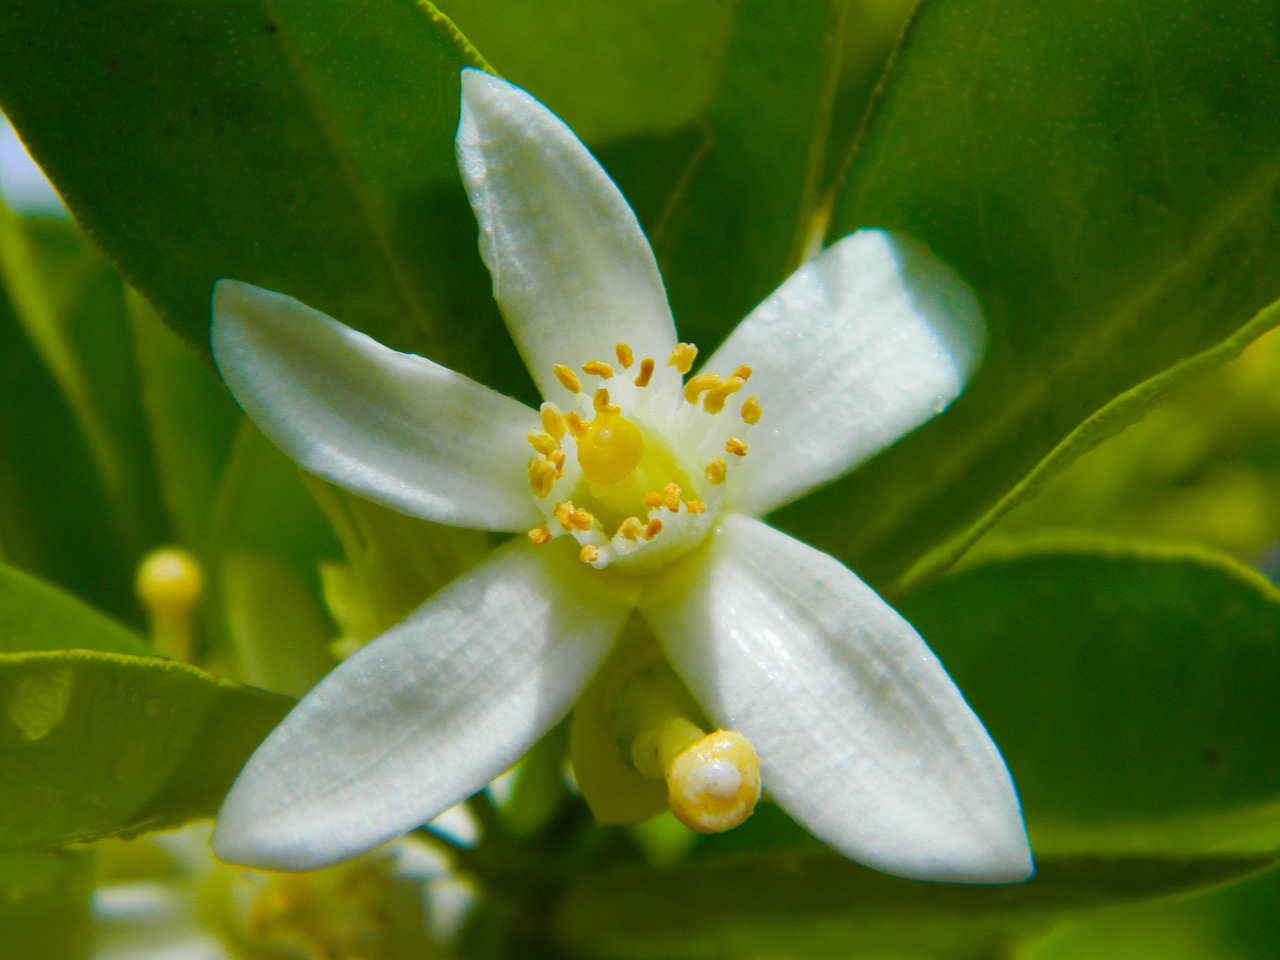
523 341 762 574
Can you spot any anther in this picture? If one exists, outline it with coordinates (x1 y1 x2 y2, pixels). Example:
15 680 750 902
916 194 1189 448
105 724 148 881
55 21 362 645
580 544 600 564
540 402 567 439
619 517 644 541
741 395 762 425
705 457 727 485
704 376 745 414
553 364 582 394
550 449 566 476
666 343 698 374
643 491 664 509
565 411 588 437
527 431 559 456
582 360 614 380
643 518 663 540
527 458 558 498
731 364 753 381
687 499 707 514
528 526 552 545
663 483 682 512
725 437 749 457
634 357 655 388
615 343 635 369
554 501 576 529
568 508 595 531
593 388 620 414
683 372 721 404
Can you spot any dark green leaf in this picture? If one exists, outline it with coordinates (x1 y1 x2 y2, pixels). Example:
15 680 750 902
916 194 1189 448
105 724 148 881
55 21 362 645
554 849 1276 960
0 0 529 387
902 539 1280 855
0 649 291 850
782 0 1280 592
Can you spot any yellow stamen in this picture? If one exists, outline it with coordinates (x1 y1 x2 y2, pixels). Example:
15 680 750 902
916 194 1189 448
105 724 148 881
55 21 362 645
666 343 698 374
540 402 566 439
565 411 589 438
527 458 558 498
725 437 748 457
553 364 582 394
615 343 635 369
704 376 745 414
643 518 663 540
593 388 620 414
687 499 707 514
580 544 600 564
582 360 614 380
528 526 552 545
683 372 721 404
731 364 753 381
663 483 682 512
527 431 559 457
577 411 645 486
569 508 595 531
643 491 664 509
741 395 762 425
554 500 576 529
705 457 727 485
634 357 655 388
618 517 644 540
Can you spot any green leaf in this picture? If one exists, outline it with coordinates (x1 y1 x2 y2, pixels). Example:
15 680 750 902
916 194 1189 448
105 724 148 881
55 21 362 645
0 1 527 384
0 649 291 851
781 0 1280 591
553 849 1277 960
900 539 1280 856
127 288 240 556
0 561 152 656
437 0 736 144
0 256 138 619
0 849 93 960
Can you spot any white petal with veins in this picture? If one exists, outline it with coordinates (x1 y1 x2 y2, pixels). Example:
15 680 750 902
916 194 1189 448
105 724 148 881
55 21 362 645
457 70 680 399
213 539 639 871
705 230 986 517
640 514 1031 883
213 280 541 532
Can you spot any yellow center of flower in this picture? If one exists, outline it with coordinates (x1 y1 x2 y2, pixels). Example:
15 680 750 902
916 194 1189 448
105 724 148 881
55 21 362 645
576 411 644 485
524 340 763 572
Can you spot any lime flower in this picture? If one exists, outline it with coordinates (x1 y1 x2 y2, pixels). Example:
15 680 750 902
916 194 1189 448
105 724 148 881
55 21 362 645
211 69 1031 884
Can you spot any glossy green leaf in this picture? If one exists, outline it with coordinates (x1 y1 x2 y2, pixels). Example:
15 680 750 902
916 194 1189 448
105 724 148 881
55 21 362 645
901 539 1280 855
0 0 528 385
0 849 93 960
554 849 1276 960
0 649 291 851
781 0 1280 592
0 561 151 657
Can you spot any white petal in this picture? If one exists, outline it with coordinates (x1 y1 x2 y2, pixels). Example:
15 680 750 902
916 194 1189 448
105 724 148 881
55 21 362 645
639 515 1031 883
705 229 986 517
213 539 639 871
212 280 541 532
456 70 680 399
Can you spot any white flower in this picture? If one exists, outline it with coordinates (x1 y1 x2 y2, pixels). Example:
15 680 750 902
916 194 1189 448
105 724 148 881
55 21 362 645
210 69 1031 884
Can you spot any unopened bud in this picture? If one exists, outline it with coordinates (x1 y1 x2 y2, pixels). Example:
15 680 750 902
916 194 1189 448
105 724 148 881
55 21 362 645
666 730 761 834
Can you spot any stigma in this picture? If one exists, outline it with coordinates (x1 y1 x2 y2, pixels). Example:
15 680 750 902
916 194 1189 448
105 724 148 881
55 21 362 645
522 340 763 573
